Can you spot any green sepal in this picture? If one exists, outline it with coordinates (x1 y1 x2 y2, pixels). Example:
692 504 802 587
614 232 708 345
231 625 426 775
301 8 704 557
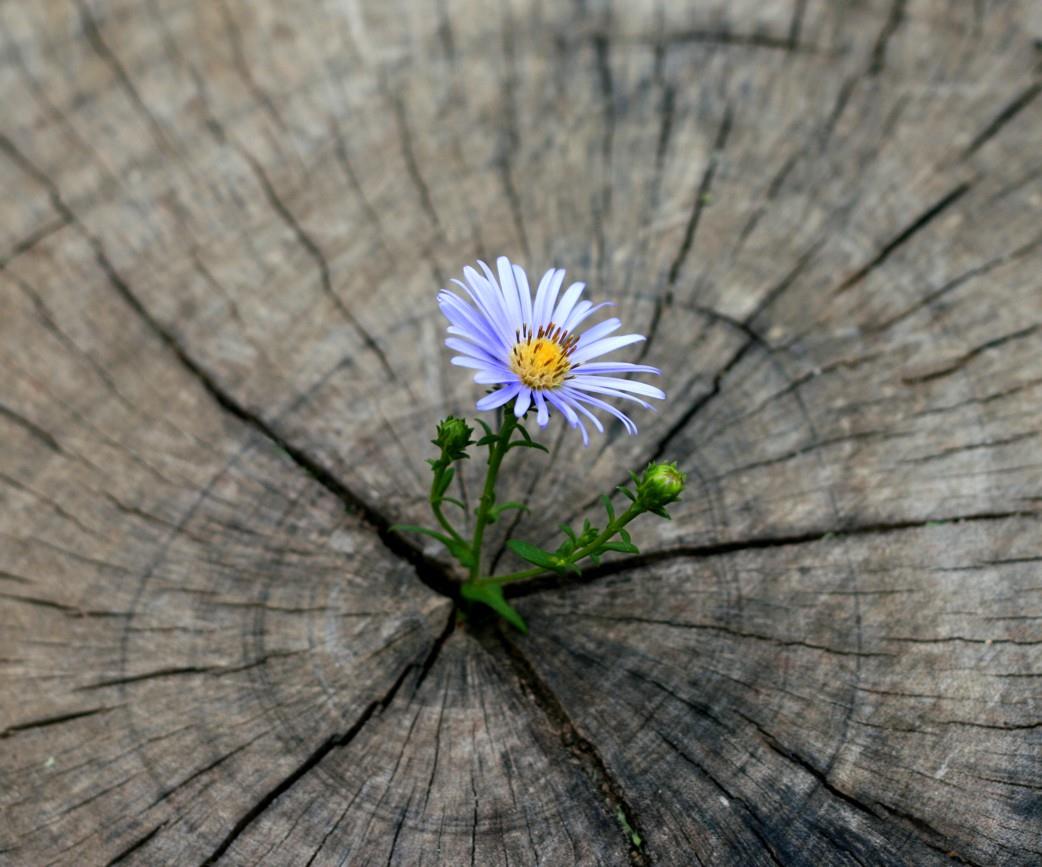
461 582 528 633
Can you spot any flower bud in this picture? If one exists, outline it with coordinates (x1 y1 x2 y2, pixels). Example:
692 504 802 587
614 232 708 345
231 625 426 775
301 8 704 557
433 416 474 463
636 461 686 512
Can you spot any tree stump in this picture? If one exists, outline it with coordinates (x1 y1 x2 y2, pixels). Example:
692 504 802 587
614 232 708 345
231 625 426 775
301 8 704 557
2 1 1041 864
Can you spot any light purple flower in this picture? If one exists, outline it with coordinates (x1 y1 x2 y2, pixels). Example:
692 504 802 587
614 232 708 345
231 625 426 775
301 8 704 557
438 257 664 444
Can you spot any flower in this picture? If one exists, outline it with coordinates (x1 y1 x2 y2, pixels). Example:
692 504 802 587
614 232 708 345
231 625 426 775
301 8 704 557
438 257 665 444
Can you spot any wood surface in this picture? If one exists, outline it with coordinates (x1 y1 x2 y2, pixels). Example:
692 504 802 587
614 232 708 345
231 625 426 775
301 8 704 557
2 0 1041 864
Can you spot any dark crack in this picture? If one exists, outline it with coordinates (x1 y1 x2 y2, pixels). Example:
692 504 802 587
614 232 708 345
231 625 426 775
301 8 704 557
199 609 454 865
483 625 651 865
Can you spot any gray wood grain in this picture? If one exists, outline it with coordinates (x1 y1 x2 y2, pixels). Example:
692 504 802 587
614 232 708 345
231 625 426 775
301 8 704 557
1 0 1040 864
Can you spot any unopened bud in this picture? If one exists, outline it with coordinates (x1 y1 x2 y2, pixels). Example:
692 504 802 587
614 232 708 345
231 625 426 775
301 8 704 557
433 417 474 463
637 461 686 512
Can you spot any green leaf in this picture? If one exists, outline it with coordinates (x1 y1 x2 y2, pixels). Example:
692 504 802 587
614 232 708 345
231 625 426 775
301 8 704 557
601 540 640 554
390 525 452 545
619 528 632 544
391 525 473 567
600 494 616 522
559 523 577 543
461 582 528 633
441 496 466 510
476 434 499 447
617 485 636 502
507 439 549 454
507 539 577 574
474 418 494 438
490 501 528 521
445 537 475 568
507 539 560 569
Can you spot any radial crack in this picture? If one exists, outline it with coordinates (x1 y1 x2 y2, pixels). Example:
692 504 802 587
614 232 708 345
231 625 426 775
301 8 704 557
199 610 454 865
486 626 651 864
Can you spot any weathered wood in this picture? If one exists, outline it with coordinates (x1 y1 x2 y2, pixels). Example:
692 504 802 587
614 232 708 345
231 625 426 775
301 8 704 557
1 0 1040 864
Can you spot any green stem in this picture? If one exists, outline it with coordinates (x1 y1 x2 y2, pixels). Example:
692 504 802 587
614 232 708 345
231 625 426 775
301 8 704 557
430 494 464 543
467 409 518 582
478 501 643 587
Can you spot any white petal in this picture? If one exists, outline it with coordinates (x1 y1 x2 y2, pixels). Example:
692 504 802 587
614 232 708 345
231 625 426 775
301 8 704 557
564 301 614 332
454 276 513 346
513 263 533 325
476 383 521 410
495 257 523 332
568 381 655 410
445 336 500 362
532 268 560 328
569 375 666 400
565 389 638 435
569 334 645 363
576 317 621 346
551 282 585 328
514 386 532 417
451 355 500 370
474 369 517 384
559 390 608 433
533 390 549 426
576 362 661 375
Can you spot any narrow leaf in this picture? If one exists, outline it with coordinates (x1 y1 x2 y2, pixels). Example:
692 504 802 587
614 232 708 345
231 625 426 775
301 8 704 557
600 494 616 522
390 525 451 545
490 501 529 520
474 418 494 438
461 582 528 633
507 539 564 571
445 538 475 568
601 540 640 554
508 440 550 454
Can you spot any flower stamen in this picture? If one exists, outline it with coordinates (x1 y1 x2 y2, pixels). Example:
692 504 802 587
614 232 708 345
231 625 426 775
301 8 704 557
509 322 577 389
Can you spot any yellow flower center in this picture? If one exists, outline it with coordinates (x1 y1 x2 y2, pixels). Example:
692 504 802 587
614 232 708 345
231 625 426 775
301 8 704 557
509 323 578 390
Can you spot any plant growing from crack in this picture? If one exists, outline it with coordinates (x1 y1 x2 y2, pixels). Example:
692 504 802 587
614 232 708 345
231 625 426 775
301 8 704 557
393 257 685 632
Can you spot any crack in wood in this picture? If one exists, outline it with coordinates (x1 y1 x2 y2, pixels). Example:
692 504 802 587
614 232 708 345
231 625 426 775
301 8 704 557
832 182 972 296
507 509 1039 597
962 79 1042 159
232 143 400 382
485 625 651 865
0 706 120 738
198 610 454 865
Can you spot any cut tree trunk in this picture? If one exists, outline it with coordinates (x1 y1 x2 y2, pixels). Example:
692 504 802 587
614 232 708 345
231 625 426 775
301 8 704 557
2 1 1041 864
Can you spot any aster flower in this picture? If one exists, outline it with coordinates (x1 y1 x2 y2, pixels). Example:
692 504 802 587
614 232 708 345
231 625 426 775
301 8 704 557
437 257 664 444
